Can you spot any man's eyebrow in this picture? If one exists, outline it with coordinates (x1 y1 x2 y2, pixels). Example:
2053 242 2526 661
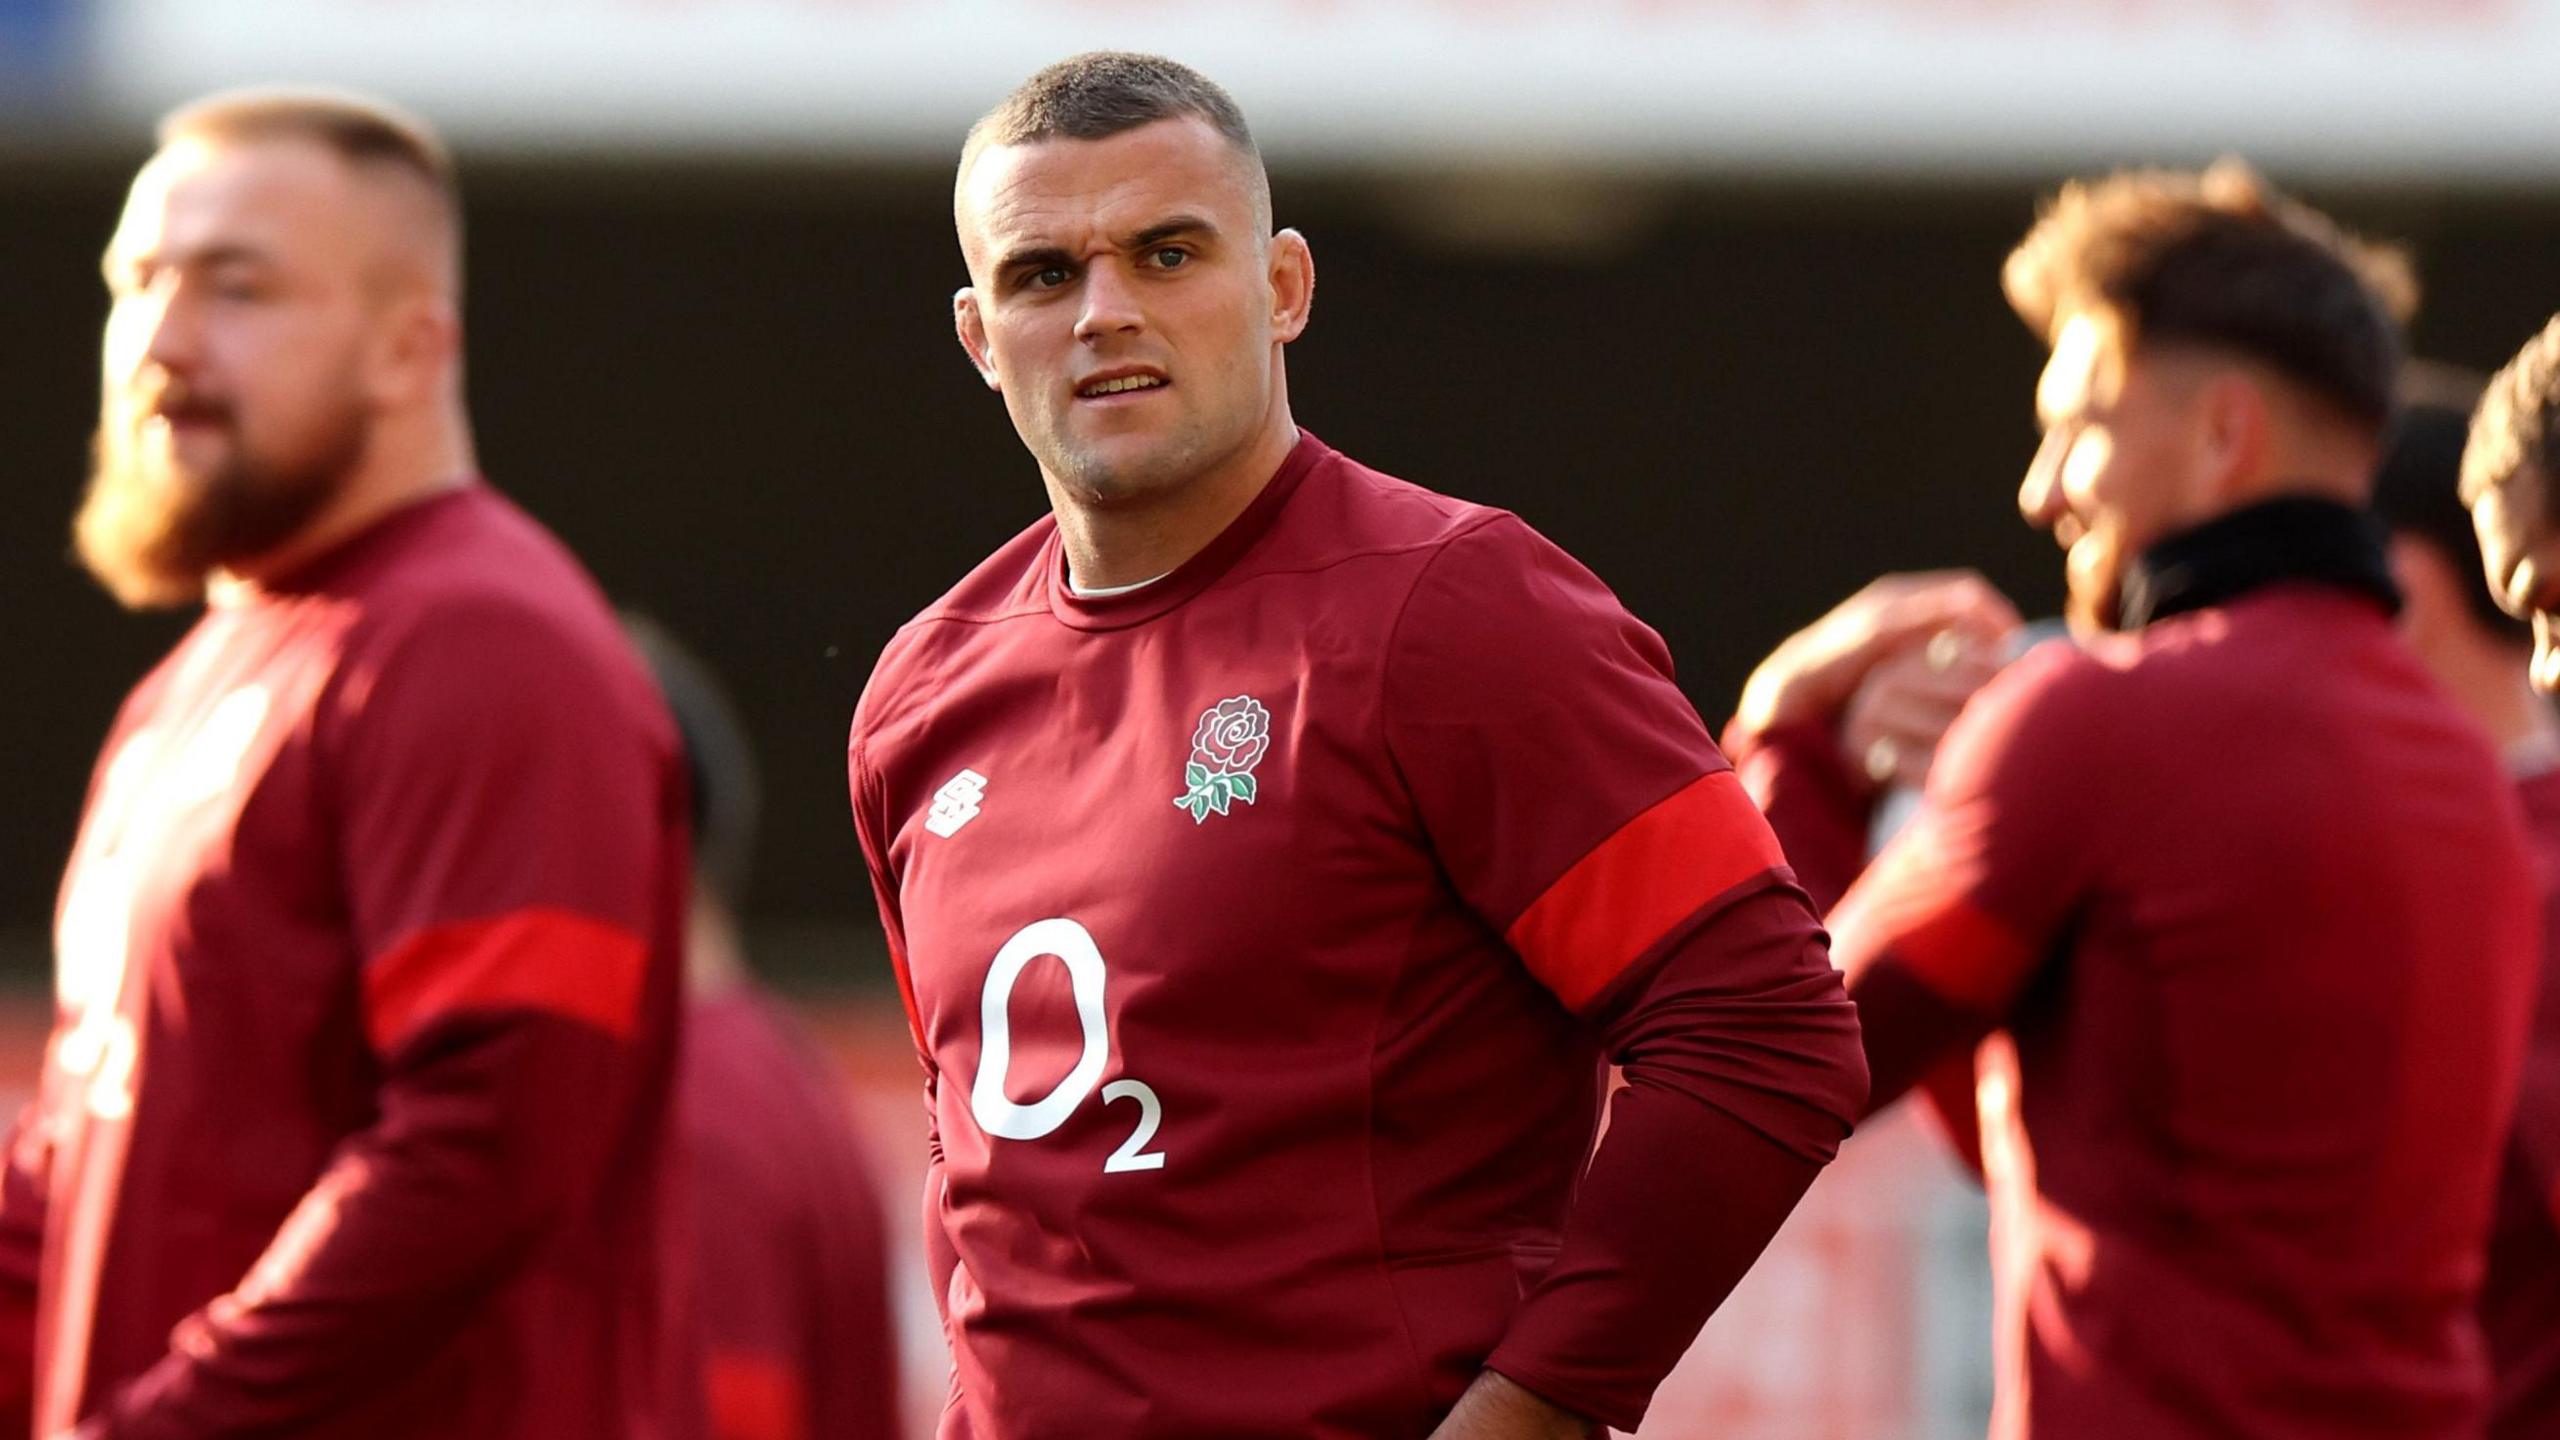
992 243 1074 278
104 242 275 284
1127 216 1218 251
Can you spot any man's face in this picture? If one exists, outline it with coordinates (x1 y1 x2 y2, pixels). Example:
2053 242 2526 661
953 117 1308 506
81 135 384 607
2017 311 2226 633
2468 461 2560 691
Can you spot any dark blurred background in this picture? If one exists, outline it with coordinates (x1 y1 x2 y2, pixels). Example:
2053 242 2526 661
8 2 2560 993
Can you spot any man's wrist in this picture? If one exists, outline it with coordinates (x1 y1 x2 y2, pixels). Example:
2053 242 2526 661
1435 1369 1599 1439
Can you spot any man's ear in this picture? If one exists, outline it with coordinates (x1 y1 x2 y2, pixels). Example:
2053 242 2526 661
1268 228 1314 345
368 293 460 409
954 287 1000 392
2200 370 2271 500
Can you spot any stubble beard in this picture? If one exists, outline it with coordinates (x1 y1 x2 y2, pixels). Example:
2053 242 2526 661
75 402 367 610
1040 412 1220 510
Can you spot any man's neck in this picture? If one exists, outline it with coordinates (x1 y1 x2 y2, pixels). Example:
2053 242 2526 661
220 416 475 592
1052 416 1298 591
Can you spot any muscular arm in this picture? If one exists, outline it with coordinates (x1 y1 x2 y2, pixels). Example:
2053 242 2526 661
1826 645 2116 1116
97 1002 648 1439
1388 521 1866 1434
86 608 679 1439
1722 719 1874 913
1484 878 1861 1431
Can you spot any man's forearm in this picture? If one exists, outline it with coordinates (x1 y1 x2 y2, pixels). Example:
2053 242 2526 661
1484 884 1862 1430
92 1015 637 1438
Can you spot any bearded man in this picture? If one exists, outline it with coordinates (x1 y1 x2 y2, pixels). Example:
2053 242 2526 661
7 89 696 1440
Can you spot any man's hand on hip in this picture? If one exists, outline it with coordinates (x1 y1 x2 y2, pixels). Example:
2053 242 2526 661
1426 1372 1599 1440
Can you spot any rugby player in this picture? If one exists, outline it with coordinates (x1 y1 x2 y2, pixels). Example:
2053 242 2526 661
1728 162 2539 1437
850 51 1867 1440
2 90 694 1439
2376 371 2560 1440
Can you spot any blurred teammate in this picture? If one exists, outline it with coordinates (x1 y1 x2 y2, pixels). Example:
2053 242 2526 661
1726 162 2538 1437
2469 318 2560 696
631 620 904 1440
850 51 1866 1440
2374 373 2560 1440
4 91 694 1438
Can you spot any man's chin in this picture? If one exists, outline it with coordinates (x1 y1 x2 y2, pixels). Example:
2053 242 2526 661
1047 438 1194 506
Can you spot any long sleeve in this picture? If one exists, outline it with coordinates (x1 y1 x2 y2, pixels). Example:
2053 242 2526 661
1485 882 1861 1429
1828 643 2118 1114
1721 718 1875 914
1382 518 1866 1430
1721 715 1988 1172
90 603 679 1438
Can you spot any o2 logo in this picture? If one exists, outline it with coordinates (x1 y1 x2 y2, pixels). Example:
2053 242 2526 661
967 917 1165 1174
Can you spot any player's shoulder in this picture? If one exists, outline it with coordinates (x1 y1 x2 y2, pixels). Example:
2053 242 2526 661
331 488 664 725
1261 438 1519 571
855 514 1056 742
343 486 615 632
1944 633 2140 760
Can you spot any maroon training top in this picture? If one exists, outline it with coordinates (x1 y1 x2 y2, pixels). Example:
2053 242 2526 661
2487 764 2560 1439
850 431 1867 1438
1 487 695 1439
1736 581 2537 1438
683 987 901 1440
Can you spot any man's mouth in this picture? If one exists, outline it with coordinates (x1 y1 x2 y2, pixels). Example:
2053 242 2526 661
144 390 230 431
1076 372 1168 400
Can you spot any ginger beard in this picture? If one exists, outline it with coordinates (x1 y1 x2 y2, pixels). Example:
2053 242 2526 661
76 372 365 609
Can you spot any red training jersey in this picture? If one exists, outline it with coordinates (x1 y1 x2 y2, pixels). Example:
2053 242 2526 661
1736 585 2538 1438
850 432 1865 1439
2486 763 2560 1440
4 486 695 1440
683 986 902 1440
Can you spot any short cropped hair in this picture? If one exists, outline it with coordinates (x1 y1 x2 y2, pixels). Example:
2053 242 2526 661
158 86 463 290
2467 315 2560 524
2003 158 2415 432
956 52 1265 229
2372 364 2523 638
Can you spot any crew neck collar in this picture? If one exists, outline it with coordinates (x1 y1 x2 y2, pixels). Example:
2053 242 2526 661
1045 430 1329 631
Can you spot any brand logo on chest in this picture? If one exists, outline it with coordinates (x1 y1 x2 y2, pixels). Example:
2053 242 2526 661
925 768 989 838
1174 695 1271 824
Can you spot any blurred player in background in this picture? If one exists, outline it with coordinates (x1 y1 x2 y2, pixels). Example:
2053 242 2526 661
2371 368 2560 1440
2 90 695 1438
2469 318 2560 697
851 51 1866 1440
629 618 904 1440
1726 161 2538 1437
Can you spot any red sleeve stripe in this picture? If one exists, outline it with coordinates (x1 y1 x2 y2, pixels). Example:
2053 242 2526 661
1505 768 1786 1012
705 1352 810 1440
1830 888 2031 1014
363 906 649 1055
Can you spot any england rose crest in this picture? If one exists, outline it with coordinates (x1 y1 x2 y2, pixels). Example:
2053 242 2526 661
1175 695 1270 823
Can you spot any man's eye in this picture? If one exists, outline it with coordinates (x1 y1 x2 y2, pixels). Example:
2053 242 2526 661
1148 248 1189 270
1032 266 1071 289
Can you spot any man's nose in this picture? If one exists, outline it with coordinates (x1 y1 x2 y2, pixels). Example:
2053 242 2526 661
1074 262 1144 343
2534 613 2560 695
126 286 200 378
